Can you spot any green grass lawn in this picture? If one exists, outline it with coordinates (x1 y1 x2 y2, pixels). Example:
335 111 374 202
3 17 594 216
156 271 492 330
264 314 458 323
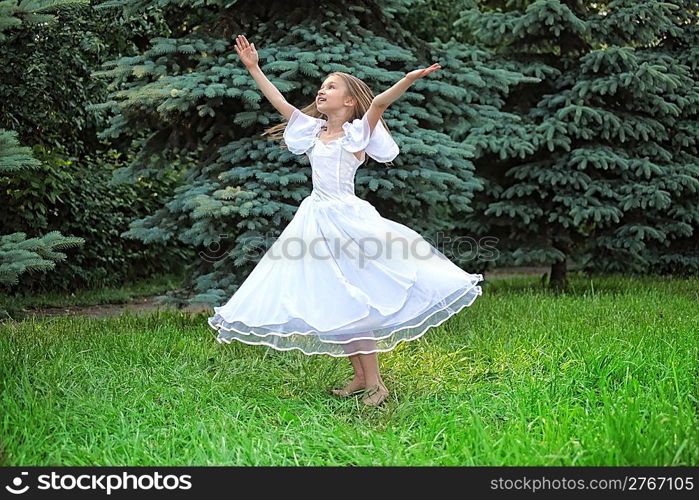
1 274 697 466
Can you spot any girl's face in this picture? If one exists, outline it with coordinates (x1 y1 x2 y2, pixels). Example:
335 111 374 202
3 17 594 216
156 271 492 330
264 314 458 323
316 76 353 113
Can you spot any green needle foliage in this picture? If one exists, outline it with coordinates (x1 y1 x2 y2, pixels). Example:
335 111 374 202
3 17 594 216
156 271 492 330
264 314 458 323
452 0 699 286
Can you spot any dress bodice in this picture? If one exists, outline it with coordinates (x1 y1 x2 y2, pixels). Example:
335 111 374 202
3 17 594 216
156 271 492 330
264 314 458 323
283 107 399 203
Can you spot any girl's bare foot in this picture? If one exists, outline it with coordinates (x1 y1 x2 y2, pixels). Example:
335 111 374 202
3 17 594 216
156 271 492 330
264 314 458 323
330 376 366 397
361 382 389 407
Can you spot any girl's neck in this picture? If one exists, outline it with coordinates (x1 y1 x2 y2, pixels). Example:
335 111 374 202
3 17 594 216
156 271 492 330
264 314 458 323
324 111 353 134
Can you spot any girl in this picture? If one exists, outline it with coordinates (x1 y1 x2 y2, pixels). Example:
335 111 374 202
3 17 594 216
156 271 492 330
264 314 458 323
208 35 484 407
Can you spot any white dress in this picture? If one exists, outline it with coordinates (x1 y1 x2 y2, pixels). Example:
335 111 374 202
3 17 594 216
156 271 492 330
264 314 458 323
207 107 484 357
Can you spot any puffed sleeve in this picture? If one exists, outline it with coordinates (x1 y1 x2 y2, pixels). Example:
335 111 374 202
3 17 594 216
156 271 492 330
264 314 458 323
342 112 399 163
282 107 323 155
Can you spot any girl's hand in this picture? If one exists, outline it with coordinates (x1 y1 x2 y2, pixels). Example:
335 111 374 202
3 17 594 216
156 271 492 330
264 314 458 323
235 34 259 69
405 63 441 82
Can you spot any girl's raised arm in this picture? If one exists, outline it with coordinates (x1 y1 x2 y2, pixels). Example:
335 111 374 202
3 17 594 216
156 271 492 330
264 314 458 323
235 35 296 121
364 63 442 136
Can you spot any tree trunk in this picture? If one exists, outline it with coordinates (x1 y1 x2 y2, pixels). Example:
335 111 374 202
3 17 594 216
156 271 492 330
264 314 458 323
550 258 567 291
550 238 569 292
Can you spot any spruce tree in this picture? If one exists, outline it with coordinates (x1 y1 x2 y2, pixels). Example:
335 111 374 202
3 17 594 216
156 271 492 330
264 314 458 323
94 0 531 306
455 0 699 287
583 0 699 276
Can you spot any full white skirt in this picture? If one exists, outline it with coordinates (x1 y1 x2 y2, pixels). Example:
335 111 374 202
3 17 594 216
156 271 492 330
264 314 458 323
207 195 484 357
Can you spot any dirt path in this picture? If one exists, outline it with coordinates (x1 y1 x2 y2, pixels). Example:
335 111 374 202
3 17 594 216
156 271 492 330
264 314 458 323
20 296 211 320
20 266 550 319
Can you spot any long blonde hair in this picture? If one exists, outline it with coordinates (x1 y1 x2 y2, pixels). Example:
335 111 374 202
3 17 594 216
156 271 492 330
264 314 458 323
262 72 395 167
